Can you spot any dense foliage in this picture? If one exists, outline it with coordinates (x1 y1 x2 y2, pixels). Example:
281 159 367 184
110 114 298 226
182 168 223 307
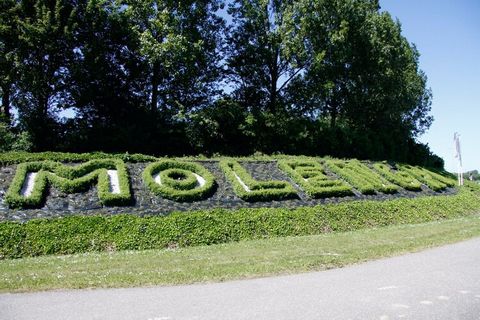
1 187 479 259
0 0 441 168
0 151 158 165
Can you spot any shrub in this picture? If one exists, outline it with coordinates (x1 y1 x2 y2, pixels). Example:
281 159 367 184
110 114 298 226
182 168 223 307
0 122 33 152
142 160 217 202
160 169 199 190
372 162 422 191
219 159 298 201
399 165 456 191
0 188 478 259
4 159 132 208
278 159 353 198
325 159 399 194
0 151 157 165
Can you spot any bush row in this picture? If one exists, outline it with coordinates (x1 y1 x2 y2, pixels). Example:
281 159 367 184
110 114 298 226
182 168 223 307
142 160 217 202
0 151 158 165
1 188 479 259
325 159 399 194
277 159 353 198
161 169 199 190
219 159 298 202
5 159 132 208
371 162 423 191
399 165 456 191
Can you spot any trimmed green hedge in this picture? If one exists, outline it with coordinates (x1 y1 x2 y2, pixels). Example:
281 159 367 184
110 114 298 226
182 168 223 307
160 169 199 190
399 165 456 191
219 159 298 202
142 160 216 202
0 151 158 165
372 162 422 191
325 159 399 194
4 159 132 208
0 188 478 259
278 159 353 198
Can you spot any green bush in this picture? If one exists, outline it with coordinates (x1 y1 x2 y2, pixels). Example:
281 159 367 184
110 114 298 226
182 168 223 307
4 159 132 208
160 169 199 190
278 159 353 198
0 188 478 259
325 159 399 194
0 122 33 152
0 151 158 165
219 159 298 201
142 160 217 202
372 162 422 191
399 165 456 191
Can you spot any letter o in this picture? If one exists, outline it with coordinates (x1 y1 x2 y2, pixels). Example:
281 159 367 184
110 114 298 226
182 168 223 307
142 160 216 202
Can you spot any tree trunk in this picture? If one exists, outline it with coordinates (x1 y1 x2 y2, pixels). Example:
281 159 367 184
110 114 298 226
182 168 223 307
330 101 337 129
268 51 279 113
39 94 48 118
269 81 277 113
1 85 11 122
151 61 160 113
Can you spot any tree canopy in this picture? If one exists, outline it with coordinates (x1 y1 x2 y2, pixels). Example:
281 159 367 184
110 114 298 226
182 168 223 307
0 0 442 168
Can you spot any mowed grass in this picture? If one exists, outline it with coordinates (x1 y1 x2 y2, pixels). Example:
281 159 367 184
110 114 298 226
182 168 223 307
1 214 480 293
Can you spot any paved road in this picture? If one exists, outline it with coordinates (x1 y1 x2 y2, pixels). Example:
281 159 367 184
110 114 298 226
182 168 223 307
2 238 480 320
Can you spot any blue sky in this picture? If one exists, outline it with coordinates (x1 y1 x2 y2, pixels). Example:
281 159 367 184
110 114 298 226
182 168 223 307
380 0 480 172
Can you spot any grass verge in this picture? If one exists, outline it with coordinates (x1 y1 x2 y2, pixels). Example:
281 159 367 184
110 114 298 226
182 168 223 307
1 214 480 293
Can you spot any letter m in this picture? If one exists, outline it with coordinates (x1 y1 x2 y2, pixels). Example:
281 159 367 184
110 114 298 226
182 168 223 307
5 159 131 209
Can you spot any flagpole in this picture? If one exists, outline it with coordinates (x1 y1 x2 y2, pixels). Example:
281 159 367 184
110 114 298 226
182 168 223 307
454 132 463 186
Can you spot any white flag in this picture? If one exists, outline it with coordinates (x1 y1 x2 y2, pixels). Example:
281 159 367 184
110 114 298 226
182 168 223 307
454 132 462 164
453 132 464 186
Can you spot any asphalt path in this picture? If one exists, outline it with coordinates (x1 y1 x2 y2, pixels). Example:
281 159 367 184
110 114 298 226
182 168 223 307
2 238 480 320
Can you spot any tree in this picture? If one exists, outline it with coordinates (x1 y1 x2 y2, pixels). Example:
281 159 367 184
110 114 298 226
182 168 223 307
13 0 77 149
226 0 306 114
123 0 224 115
0 0 440 167
0 0 20 123
286 0 432 160
65 0 151 152
225 0 315 153
186 98 254 155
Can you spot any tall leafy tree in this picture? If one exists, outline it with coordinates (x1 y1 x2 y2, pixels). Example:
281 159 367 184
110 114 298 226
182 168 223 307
123 0 224 115
65 0 151 152
226 0 305 114
14 0 77 149
285 0 377 128
286 0 432 160
224 0 313 153
0 0 20 123
0 0 441 167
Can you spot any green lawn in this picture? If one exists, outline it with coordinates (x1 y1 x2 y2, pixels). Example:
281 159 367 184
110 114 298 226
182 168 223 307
1 214 479 293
